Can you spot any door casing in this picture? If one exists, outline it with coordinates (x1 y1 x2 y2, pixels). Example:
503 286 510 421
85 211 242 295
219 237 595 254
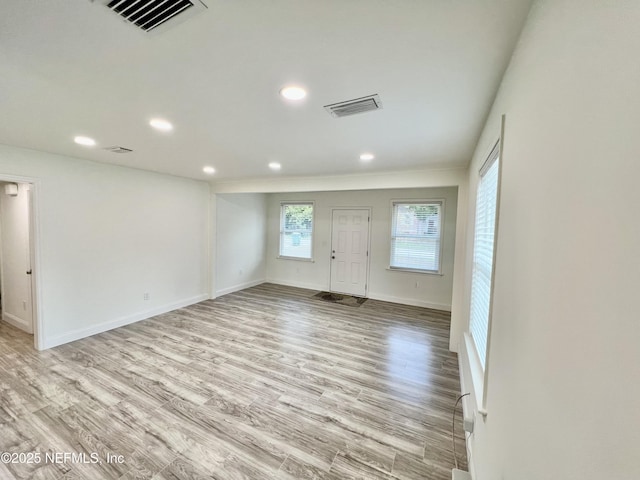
329 208 372 297
0 174 42 350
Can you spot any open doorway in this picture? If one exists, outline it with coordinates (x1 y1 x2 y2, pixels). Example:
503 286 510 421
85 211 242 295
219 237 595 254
0 177 40 349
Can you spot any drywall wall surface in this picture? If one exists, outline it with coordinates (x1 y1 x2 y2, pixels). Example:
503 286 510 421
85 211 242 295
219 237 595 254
0 182 32 332
211 167 467 194
460 1 640 479
215 193 267 296
266 187 457 310
0 143 210 348
212 166 470 352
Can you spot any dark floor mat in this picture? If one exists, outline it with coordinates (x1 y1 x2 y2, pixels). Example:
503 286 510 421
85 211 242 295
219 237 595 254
313 291 368 307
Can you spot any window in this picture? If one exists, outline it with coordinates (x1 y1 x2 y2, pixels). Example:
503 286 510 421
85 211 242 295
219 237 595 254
469 143 500 369
390 201 443 273
279 202 314 260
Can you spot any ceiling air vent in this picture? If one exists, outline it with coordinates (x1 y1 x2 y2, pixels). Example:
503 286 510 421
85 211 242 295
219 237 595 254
103 0 207 34
324 94 382 118
103 146 133 153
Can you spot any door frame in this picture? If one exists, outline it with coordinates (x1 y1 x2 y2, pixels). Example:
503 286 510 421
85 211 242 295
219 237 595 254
329 207 372 297
0 174 43 350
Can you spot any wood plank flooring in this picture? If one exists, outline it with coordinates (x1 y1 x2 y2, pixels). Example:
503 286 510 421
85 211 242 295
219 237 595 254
0 283 467 479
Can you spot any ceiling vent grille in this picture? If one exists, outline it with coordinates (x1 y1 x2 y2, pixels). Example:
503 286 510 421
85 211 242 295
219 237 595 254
324 94 382 118
103 146 133 153
104 0 207 33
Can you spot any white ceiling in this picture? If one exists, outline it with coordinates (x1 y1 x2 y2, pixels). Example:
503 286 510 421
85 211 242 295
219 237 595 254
0 0 532 182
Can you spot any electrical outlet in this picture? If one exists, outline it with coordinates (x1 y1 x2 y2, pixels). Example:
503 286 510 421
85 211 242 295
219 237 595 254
415 281 419 288
143 292 150 301
23 300 27 310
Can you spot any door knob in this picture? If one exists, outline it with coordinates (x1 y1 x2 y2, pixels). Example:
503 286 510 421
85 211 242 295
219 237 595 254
26 270 32 275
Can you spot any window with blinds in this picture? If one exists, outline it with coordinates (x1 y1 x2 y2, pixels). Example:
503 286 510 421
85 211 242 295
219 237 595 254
279 202 314 260
390 201 443 273
469 143 500 369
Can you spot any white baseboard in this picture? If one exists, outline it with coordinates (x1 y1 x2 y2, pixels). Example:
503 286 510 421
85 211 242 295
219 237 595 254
2 311 33 334
215 279 266 297
41 293 209 349
266 281 452 311
266 278 328 293
367 292 451 311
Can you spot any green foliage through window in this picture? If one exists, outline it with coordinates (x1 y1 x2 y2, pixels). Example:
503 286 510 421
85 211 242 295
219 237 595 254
284 205 313 231
391 201 442 271
280 203 314 259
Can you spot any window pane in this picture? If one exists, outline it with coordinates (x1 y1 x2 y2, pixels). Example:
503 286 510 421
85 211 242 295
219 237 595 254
469 152 500 369
280 203 313 259
390 202 442 272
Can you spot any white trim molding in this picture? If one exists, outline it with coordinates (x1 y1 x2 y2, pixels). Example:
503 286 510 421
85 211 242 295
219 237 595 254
0 173 44 350
266 278 328 293
41 294 209 349
461 332 487 415
2 312 33 334
367 292 451 312
215 279 266 297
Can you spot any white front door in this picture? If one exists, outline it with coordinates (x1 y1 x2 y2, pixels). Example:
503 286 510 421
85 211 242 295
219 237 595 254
330 209 370 297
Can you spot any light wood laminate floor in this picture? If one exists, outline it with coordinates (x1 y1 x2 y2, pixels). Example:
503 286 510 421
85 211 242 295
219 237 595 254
0 284 466 479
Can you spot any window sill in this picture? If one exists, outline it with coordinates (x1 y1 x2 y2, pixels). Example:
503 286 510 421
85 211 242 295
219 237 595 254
277 256 314 263
386 267 443 276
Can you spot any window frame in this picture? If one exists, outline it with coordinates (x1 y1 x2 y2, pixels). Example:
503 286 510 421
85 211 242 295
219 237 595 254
388 199 445 275
466 135 503 418
469 142 500 371
278 201 315 261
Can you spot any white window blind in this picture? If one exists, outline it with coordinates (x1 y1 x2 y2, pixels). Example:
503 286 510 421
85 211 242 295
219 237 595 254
279 203 314 259
390 201 442 273
469 144 500 369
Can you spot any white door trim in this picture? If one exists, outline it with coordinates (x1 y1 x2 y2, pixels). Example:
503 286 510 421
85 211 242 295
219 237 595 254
329 207 372 297
0 173 43 350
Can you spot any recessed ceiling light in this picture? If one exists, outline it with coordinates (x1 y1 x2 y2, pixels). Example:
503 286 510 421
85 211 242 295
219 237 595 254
360 153 375 161
149 118 173 131
279 86 307 101
74 136 96 147
268 162 282 171
202 166 215 175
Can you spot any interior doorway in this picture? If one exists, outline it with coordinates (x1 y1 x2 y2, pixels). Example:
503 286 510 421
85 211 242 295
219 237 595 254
0 176 40 349
329 208 371 297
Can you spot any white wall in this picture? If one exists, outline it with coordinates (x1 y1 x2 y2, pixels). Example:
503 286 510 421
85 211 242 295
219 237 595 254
0 143 210 349
459 1 640 479
0 182 33 333
211 167 468 194
215 193 267 296
213 167 470 349
266 187 457 310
